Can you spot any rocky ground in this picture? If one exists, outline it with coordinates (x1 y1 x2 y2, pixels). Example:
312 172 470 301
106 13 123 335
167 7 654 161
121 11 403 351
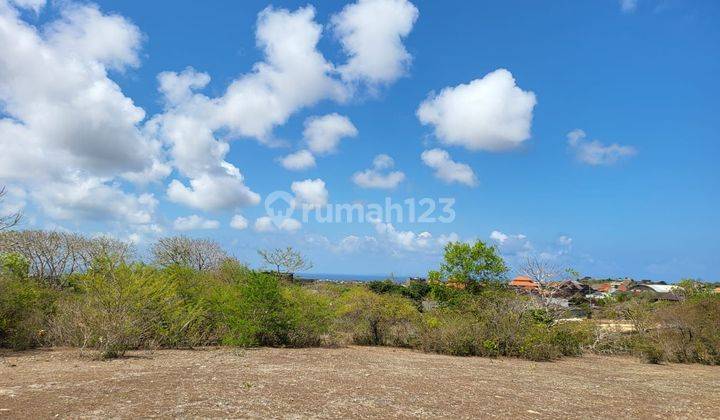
1 346 718 419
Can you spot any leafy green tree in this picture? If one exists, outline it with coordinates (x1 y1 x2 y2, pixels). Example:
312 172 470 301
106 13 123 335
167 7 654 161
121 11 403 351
440 240 508 284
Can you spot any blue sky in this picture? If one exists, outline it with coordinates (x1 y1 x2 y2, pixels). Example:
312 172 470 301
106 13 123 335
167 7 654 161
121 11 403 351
0 0 718 281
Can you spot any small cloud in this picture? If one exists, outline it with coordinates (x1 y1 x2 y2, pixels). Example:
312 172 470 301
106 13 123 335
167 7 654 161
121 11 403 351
279 149 316 171
173 215 220 231
421 148 477 187
352 154 405 189
567 129 637 166
291 178 328 209
230 214 248 230
253 216 301 233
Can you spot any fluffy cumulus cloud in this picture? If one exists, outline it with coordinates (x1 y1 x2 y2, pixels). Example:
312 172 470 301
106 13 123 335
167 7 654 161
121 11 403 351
291 178 328 209
0 1 161 227
567 129 637 165
0 0 420 231
352 154 405 189
279 150 316 171
417 69 537 152
152 4 349 212
332 0 419 87
303 113 358 155
167 171 260 212
421 149 477 187
173 215 220 231
31 177 158 225
230 214 248 230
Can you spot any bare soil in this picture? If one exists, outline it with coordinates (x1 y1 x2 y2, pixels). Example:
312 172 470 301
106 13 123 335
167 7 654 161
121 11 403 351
1 346 718 419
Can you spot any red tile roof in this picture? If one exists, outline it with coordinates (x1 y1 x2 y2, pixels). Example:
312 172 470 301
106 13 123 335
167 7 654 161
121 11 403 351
509 276 539 290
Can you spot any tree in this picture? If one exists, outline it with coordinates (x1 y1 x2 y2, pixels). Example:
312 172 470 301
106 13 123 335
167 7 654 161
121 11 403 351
151 236 228 271
0 230 136 287
257 246 312 275
440 240 508 284
519 255 561 310
0 186 21 231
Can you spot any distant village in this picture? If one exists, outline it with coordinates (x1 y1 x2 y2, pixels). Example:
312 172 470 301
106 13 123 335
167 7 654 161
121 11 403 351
299 274 720 312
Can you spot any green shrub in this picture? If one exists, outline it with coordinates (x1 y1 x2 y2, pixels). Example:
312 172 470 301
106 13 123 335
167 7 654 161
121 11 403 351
336 287 420 347
283 286 334 347
51 263 197 358
0 273 56 349
418 292 593 361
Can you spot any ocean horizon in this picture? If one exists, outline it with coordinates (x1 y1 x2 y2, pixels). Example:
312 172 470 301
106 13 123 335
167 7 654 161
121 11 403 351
296 272 418 282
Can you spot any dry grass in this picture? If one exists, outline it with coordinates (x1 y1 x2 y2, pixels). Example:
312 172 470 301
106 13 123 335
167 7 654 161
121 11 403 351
1 346 719 419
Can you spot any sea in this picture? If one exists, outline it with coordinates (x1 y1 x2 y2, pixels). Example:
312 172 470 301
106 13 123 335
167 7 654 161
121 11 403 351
296 272 415 283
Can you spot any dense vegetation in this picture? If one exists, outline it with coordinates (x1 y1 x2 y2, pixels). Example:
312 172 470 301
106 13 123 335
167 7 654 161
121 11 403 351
1 231 717 364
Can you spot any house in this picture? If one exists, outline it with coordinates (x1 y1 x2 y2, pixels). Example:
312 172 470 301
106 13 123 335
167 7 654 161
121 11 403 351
545 280 591 298
629 284 682 301
509 275 540 291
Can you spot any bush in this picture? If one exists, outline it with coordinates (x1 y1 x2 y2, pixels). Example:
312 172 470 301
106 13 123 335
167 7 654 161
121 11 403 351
336 287 420 347
51 263 197 358
283 286 334 347
0 272 56 349
638 295 720 365
418 292 593 361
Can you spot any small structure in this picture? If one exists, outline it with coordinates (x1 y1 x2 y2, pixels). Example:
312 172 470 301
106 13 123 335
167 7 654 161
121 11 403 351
509 275 539 292
629 284 682 301
547 280 592 298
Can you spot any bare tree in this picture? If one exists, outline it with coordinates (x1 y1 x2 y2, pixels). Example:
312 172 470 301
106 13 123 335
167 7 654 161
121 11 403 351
519 255 561 311
78 236 136 268
258 246 312 275
0 230 85 287
151 236 228 271
0 230 136 286
0 186 22 231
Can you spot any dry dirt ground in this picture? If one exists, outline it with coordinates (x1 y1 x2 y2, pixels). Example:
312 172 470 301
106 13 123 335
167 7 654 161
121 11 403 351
1 346 718 419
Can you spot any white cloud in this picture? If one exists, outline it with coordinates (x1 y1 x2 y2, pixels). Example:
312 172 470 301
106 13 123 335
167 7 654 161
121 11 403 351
0 1 168 227
254 216 275 232
291 178 328 209
253 216 301 233
8 0 45 13
489 230 532 255
372 220 458 254
303 113 358 155
279 217 302 232
167 171 261 212
352 154 405 189
421 148 477 187
0 2 159 182
280 149 316 171
557 235 573 247
32 177 157 225
417 69 537 151
620 0 638 13
152 6 348 214
230 214 248 230
173 215 220 231
157 67 211 107
567 129 637 166
332 0 419 87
